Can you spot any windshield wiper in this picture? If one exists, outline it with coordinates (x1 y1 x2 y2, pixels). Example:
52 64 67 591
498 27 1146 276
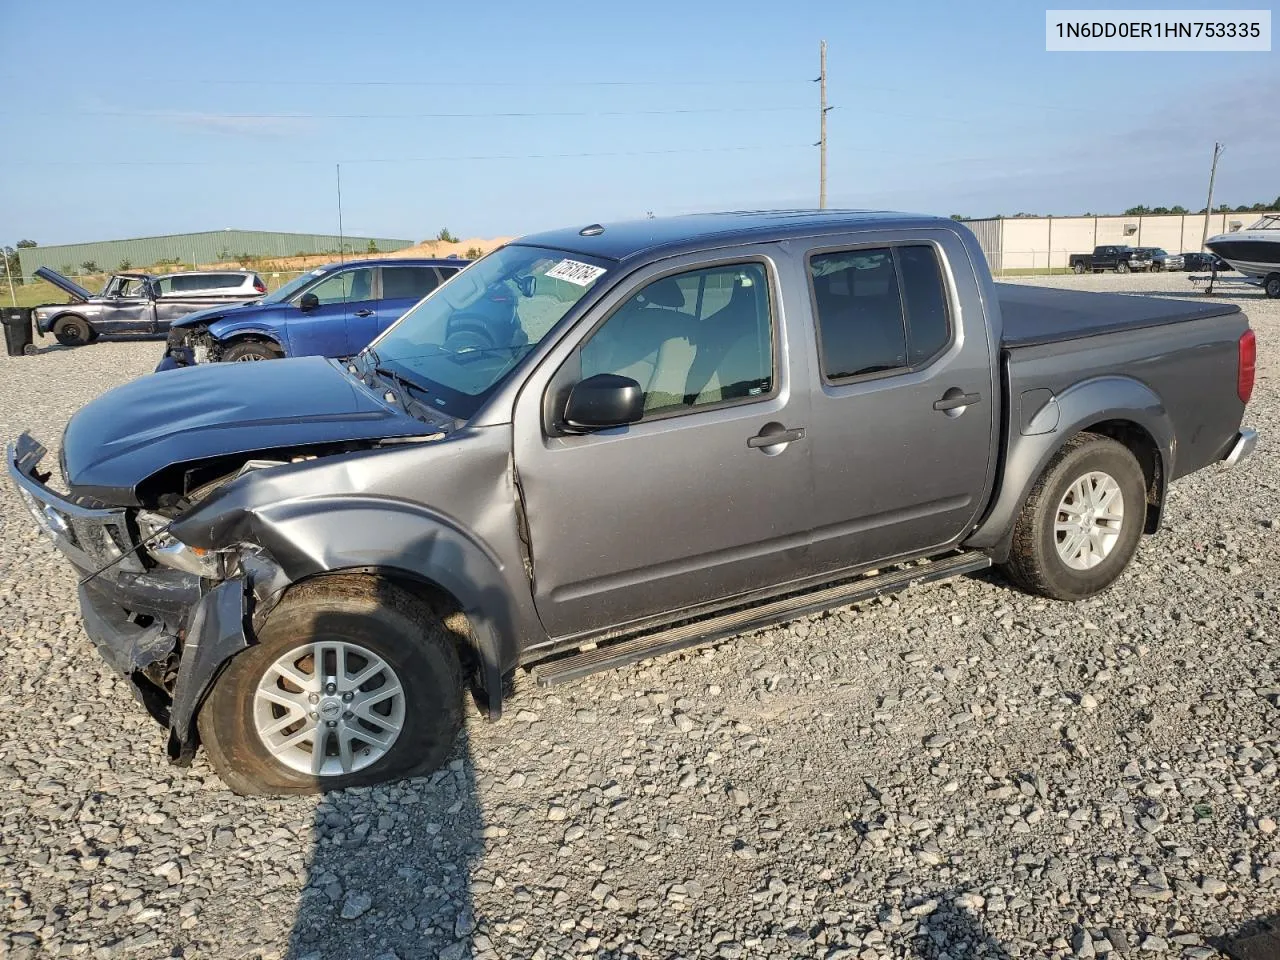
375 365 429 398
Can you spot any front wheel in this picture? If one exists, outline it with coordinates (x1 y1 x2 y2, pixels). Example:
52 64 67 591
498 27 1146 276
1073 263 1085 275
1000 434 1146 601
53 315 91 347
198 576 464 795
1265 274 1280 299
222 339 280 362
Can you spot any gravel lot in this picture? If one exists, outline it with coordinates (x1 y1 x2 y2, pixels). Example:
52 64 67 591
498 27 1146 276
0 271 1276 960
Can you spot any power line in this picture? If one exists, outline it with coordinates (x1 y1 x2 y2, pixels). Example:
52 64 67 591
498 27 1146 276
0 73 806 89
0 105 811 120
0 143 810 168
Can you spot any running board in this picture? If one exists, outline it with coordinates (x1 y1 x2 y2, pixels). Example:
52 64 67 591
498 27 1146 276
529 551 991 687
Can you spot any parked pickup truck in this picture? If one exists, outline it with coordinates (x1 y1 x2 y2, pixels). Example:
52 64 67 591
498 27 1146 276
32 267 266 346
7 211 1257 794
1069 245 1153 274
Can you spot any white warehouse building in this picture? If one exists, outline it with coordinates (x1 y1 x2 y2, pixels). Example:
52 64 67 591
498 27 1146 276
961 211 1278 273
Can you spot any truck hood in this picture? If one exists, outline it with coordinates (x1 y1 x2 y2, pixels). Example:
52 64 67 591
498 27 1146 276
61 356 435 505
34 267 93 303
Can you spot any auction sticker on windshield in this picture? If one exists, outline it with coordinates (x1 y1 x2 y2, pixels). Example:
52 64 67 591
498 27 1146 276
545 259 607 286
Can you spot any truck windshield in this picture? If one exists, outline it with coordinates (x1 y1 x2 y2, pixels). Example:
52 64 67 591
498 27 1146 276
364 244 611 419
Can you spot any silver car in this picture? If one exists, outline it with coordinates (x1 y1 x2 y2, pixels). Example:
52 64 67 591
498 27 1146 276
33 267 266 346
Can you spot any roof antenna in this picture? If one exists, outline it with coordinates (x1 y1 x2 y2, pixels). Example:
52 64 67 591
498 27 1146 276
579 224 605 236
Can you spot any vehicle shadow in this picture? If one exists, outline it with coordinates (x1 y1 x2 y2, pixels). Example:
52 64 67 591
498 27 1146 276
282 536 499 960
898 889 1013 960
1215 912 1280 960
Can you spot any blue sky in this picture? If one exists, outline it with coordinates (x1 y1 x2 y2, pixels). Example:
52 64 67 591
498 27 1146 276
0 0 1275 245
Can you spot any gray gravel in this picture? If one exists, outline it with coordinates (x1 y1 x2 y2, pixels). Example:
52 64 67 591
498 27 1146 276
0 272 1276 959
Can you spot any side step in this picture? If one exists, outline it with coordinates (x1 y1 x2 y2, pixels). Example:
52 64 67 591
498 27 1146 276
529 550 991 687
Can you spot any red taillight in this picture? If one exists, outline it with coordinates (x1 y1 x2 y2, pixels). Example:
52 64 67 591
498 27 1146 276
1238 329 1256 404
254 278 267 293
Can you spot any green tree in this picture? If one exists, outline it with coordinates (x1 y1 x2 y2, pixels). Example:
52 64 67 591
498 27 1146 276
366 240 379 253
16 239 37 249
118 259 132 271
436 228 458 243
2 246 20 285
949 214 966 221
464 246 483 260
80 260 99 274
1170 205 1189 214
1124 205 1152 216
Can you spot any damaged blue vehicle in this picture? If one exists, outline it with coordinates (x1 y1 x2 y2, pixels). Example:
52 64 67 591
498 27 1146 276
156 257 467 368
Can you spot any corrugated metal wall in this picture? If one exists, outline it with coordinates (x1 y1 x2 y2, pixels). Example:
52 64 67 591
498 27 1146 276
958 218 1002 273
17 230 414 276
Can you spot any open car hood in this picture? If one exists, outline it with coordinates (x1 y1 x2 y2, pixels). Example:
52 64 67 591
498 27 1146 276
34 267 93 303
61 356 434 504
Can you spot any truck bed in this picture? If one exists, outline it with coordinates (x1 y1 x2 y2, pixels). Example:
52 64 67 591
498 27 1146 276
996 283 1241 347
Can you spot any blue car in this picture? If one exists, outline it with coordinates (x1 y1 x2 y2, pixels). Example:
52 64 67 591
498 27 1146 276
156 257 468 370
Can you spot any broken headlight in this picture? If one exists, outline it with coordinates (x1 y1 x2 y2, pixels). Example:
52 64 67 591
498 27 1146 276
136 510 222 578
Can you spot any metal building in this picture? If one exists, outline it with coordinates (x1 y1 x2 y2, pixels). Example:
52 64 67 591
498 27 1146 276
17 229 414 277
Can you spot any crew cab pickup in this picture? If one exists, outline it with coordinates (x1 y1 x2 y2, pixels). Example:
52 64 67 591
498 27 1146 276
1069 245 1153 274
7 211 1257 795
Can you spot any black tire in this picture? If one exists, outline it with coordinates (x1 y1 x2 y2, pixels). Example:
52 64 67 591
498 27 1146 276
1151 263 1162 272
1116 261 1129 274
1073 263 1085 275
222 339 281 362
198 575 464 795
53 315 91 347
1265 274 1280 299
999 434 1146 601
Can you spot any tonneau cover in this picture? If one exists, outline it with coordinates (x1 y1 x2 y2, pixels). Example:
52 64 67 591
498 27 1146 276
997 283 1241 348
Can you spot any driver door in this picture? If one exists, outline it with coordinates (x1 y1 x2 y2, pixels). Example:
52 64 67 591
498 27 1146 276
285 267 374 358
100 277 155 333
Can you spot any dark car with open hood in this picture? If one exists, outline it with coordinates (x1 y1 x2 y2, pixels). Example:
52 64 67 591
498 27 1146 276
7 210 1257 794
32 267 266 346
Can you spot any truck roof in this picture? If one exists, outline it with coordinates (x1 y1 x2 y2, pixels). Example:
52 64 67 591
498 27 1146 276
519 210 953 263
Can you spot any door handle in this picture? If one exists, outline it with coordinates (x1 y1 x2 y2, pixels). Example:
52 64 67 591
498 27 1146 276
353 309 374 317
747 426 805 448
933 391 981 412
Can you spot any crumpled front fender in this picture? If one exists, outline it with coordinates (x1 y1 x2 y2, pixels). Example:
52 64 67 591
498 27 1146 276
167 578 250 764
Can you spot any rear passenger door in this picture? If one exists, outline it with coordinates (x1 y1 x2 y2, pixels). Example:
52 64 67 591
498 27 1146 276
371 266 447 349
802 231 995 576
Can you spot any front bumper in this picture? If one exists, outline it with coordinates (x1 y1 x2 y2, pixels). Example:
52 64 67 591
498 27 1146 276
1222 428 1257 468
7 433 251 762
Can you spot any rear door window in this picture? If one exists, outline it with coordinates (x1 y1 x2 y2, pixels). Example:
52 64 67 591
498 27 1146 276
381 266 442 301
808 244 951 381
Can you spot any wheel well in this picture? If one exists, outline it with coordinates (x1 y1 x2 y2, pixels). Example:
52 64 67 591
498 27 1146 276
1077 420 1164 532
223 333 283 356
285 568 488 703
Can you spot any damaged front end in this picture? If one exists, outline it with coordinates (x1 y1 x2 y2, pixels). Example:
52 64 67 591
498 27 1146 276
158 323 221 370
6 433 280 763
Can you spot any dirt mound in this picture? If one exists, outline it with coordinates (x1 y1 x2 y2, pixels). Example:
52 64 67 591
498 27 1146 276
203 237 514 275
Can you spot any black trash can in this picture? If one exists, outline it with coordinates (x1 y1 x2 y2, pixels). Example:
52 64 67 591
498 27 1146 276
2 308 34 357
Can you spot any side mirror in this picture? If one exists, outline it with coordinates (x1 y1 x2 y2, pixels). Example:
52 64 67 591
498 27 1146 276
563 373 644 431
298 292 320 312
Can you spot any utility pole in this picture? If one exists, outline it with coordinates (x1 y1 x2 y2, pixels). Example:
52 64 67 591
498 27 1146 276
817 40 829 209
3 248 16 307
336 163 345 264
1200 142 1224 251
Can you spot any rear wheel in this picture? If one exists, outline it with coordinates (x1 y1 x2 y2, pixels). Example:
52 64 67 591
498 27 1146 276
1265 274 1280 299
1116 261 1129 274
1073 262 1085 275
53 315 91 347
1000 434 1146 601
222 339 280 362
198 576 464 795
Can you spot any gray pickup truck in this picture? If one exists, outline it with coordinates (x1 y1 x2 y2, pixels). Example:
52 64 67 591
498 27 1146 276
7 211 1257 794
